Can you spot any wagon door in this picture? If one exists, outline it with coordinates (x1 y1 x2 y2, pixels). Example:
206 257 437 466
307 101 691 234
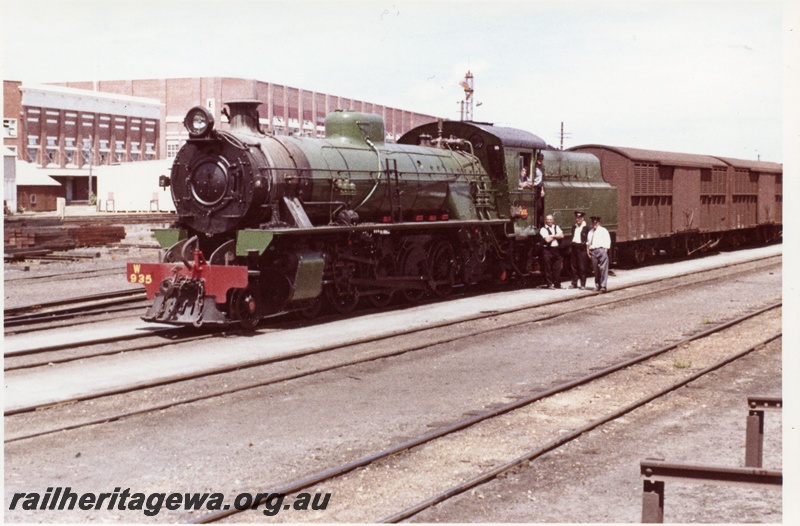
672 167 701 233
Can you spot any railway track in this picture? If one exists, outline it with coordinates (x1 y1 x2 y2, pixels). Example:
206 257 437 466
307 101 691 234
3 256 780 439
3 289 148 331
3 265 126 284
2 251 780 359
195 305 780 523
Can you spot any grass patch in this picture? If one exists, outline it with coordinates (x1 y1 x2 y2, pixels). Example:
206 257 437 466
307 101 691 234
673 358 692 369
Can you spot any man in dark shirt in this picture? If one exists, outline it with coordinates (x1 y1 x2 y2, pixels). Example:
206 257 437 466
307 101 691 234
570 210 591 289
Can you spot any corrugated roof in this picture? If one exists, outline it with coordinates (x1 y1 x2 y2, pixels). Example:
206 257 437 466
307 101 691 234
570 144 725 169
713 156 782 173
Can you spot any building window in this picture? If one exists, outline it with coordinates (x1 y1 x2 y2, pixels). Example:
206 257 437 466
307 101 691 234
114 140 126 163
3 118 17 138
145 142 155 160
30 194 37 205
131 141 140 161
166 141 182 158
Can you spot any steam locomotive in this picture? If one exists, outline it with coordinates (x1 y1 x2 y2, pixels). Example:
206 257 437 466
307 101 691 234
126 101 780 328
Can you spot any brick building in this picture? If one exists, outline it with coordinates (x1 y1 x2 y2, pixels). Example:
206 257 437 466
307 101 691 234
52 77 438 160
3 77 439 208
4 81 162 205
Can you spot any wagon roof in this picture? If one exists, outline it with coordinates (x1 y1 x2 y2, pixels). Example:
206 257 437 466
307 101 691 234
712 156 783 173
570 144 726 169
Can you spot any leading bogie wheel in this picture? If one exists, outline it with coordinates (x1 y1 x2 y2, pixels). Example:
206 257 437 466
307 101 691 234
231 289 259 331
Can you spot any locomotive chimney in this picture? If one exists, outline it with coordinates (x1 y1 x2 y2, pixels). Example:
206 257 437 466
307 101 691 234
225 100 262 134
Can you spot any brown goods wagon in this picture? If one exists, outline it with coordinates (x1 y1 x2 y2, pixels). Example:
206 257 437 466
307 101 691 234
569 145 728 242
713 157 782 229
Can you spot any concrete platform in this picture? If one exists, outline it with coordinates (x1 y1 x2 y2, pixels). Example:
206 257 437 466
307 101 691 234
3 245 782 413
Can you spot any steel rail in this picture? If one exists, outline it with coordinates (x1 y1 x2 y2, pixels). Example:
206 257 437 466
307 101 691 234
186 303 780 524
3 258 780 427
380 331 782 523
4 289 145 318
3 266 126 283
3 304 148 337
3 331 217 373
4 298 148 329
2 252 780 357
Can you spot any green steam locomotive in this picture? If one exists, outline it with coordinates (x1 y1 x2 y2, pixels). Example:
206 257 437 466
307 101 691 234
126 101 614 328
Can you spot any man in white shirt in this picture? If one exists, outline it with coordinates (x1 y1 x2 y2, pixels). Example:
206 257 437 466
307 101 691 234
539 214 564 289
586 215 612 292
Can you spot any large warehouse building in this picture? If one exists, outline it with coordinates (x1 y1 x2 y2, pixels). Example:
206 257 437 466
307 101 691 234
3 77 438 211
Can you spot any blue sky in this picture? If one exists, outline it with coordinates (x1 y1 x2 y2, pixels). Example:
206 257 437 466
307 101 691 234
2 0 796 163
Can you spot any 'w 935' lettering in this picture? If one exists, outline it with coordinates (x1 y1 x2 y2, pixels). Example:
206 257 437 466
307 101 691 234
129 264 152 285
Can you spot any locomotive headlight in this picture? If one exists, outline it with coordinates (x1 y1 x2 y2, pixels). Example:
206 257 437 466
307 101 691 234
184 106 215 138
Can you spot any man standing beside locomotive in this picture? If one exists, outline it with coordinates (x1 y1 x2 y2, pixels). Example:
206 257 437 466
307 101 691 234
540 214 564 289
586 216 611 292
533 153 545 226
570 211 591 289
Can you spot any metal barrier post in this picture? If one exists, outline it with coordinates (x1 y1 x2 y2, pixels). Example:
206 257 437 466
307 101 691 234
744 396 782 468
640 459 781 522
745 409 764 467
641 479 664 523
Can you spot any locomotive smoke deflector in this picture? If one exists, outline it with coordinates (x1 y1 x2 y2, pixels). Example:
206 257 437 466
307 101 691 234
184 106 215 138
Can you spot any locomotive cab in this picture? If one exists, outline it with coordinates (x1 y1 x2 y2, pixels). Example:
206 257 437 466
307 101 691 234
398 120 547 235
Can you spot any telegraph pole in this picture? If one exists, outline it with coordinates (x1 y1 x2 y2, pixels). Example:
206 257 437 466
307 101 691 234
558 122 572 150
